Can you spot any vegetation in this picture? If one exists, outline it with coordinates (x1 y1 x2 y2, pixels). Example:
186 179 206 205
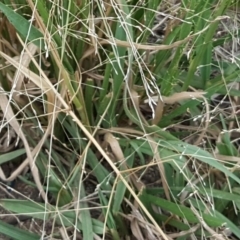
0 0 240 239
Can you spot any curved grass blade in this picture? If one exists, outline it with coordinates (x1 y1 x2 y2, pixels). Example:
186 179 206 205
159 140 240 185
140 191 224 227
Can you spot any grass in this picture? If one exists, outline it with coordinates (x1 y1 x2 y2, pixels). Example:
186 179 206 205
0 0 240 239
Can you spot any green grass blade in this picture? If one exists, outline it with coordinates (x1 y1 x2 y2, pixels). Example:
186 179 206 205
79 184 94 240
85 78 95 126
140 191 224 227
112 148 134 214
0 220 40 240
160 140 240 185
0 148 26 164
0 199 105 234
0 2 44 48
183 0 231 90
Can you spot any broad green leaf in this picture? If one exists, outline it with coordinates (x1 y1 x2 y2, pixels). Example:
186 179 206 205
140 191 224 227
159 141 240 185
0 148 26 164
147 186 240 203
0 3 44 48
0 199 105 234
0 220 40 240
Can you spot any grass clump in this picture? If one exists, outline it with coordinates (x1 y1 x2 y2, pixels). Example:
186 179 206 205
0 0 240 239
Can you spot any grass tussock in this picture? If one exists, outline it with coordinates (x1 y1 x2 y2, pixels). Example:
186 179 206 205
0 0 240 239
